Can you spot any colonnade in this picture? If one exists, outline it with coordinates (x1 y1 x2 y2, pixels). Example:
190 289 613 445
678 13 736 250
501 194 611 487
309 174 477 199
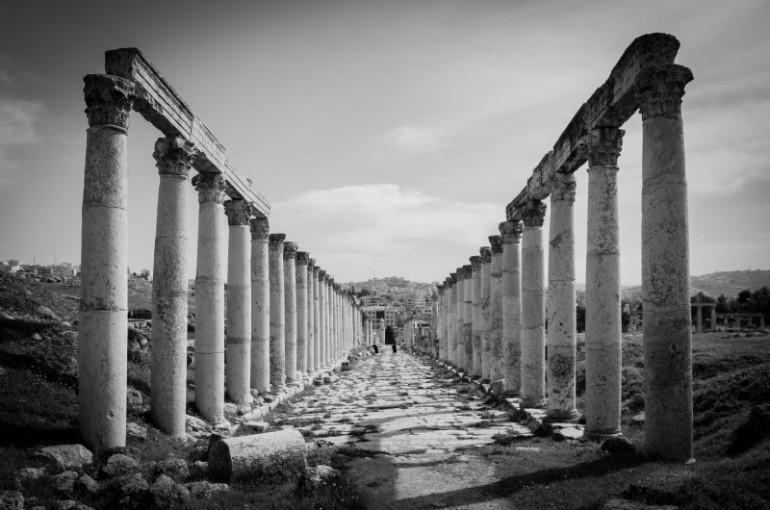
79 52 368 454
432 34 694 462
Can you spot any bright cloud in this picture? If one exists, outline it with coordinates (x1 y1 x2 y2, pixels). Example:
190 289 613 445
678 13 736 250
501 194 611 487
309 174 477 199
380 124 445 155
271 184 500 281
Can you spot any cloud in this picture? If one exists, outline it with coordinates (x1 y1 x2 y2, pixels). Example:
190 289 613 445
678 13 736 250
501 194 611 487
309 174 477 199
270 184 500 281
379 124 446 155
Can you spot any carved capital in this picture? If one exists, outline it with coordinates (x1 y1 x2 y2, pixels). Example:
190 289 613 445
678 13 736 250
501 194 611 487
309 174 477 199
479 247 492 264
489 235 503 254
306 256 314 269
444 277 454 287
268 233 286 250
318 269 327 279
521 201 547 228
84 74 134 131
587 127 624 168
636 64 694 120
283 241 298 259
195 173 227 204
470 256 481 271
224 199 252 226
312 265 320 275
550 172 577 202
462 265 472 278
499 221 523 244
296 251 309 264
249 216 269 240
449 272 457 284
153 136 195 177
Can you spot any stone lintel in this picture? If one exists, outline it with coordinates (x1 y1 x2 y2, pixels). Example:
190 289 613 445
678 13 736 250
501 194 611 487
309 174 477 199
104 48 270 216
505 33 680 219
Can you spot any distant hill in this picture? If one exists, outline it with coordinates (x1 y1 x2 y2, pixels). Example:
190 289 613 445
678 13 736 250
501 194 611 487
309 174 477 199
619 269 770 301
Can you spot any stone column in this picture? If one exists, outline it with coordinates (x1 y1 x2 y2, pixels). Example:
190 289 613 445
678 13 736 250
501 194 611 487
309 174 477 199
283 242 298 385
637 64 694 462
455 267 466 370
149 136 194 437
480 247 492 381
463 264 474 373
489 236 504 382
318 270 327 366
224 199 253 406
500 221 523 394
695 305 703 334
80 74 134 452
194 172 228 424
249 217 270 394
437 284 446 359
546 173 579 421
470 256 482 377
268 234 286 391
306 257 315 375
313 265 321 370
521 202 547 408
710 306 717 332
584 126 624 437
295 252 308 378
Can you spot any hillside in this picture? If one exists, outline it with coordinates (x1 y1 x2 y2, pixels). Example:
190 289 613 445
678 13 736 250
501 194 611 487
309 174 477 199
619 269 770 301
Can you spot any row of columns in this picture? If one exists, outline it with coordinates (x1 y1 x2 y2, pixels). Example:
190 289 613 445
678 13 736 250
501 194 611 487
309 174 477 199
79 75 366 453
433 65 694 461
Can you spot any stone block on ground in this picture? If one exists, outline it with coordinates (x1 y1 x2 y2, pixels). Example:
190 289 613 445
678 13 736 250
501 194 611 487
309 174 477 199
100 454 140 479
35 444 93 471
75 473 101 496
0 491 23 510
208 428 307 482
150 474 190 508
51 501 96 510
600 498 677 510
186 481 229 500
154 459 189 482
49 470 78 493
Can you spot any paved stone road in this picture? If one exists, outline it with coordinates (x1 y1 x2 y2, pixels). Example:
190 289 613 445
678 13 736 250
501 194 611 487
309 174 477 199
267 351 535 509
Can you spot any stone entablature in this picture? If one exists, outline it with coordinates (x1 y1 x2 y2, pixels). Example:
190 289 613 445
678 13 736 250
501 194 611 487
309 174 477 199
103 48 270 216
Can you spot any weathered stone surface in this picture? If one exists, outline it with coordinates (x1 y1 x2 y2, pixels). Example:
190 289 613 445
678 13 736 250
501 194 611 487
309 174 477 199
150 474 190 508
49 470 78 492
0 491 23 510
35 444 93 471
51 501 96 510
154 459 189 482
75 473 101 496
100 454 140 479
14 467 44 488
601 498 677 510
185 414 211 439
186 481 229 500
126 422 147 441
106 473 150 508
208 429 307 482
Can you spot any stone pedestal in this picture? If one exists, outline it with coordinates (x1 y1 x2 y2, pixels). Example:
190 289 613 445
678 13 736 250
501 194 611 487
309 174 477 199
194 172 228 423
150 136 194 437
268 234 286 391
80 74 134 452
480 248 492 380
585 126 624 438
225 199 252 405
470 256 483 378
638 64 694 462
488 236 504 381
546 173 579 421
520 202 546 408
250 217 270 394
283 242 298 384
500 221 523 394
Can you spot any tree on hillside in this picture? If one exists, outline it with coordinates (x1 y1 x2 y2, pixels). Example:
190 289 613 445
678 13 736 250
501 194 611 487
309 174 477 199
738 289 752 303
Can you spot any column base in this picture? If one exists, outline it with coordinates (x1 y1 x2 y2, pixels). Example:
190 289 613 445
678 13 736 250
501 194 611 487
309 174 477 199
520 397 546 409
583 429 623 441
544 408 581 423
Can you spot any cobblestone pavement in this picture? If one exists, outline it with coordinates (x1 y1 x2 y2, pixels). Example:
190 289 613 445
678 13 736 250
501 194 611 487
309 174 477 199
268 350 535 509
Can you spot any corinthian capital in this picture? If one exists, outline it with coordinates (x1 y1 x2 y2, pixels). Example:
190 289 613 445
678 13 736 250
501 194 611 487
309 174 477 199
636 64 694 120
318 269 327 280
470 256 481 272
283 241 298 260
195 173 226 204
268 233 286 250
489 235 503 254
296 251 309 264
249 216 269 240
153 136 195 177
225 199 252 226
499 221 523 244
83 74 134 131
462 265 472 278
587 127 624 168
449 272 457 284
479 247 492 264
521 201 547 228
550 172 577 202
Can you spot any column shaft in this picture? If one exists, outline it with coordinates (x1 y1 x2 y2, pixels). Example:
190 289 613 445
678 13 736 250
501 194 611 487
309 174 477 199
194 173 228 423
500 222 523 394
462 266 473 372
80 75 133 452
269 234 286 391
283 242 298 384
520 202 546 408
250 218 270 394
480 248 492 380
638 64 694 461
585 127 623 437
546 174 578 421
150 136 193 437
224 200 253 406
455 269 465 370
489 237 504 381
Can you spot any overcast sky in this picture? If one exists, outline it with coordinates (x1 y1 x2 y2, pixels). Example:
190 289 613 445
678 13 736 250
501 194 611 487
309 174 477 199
1 0 768 285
